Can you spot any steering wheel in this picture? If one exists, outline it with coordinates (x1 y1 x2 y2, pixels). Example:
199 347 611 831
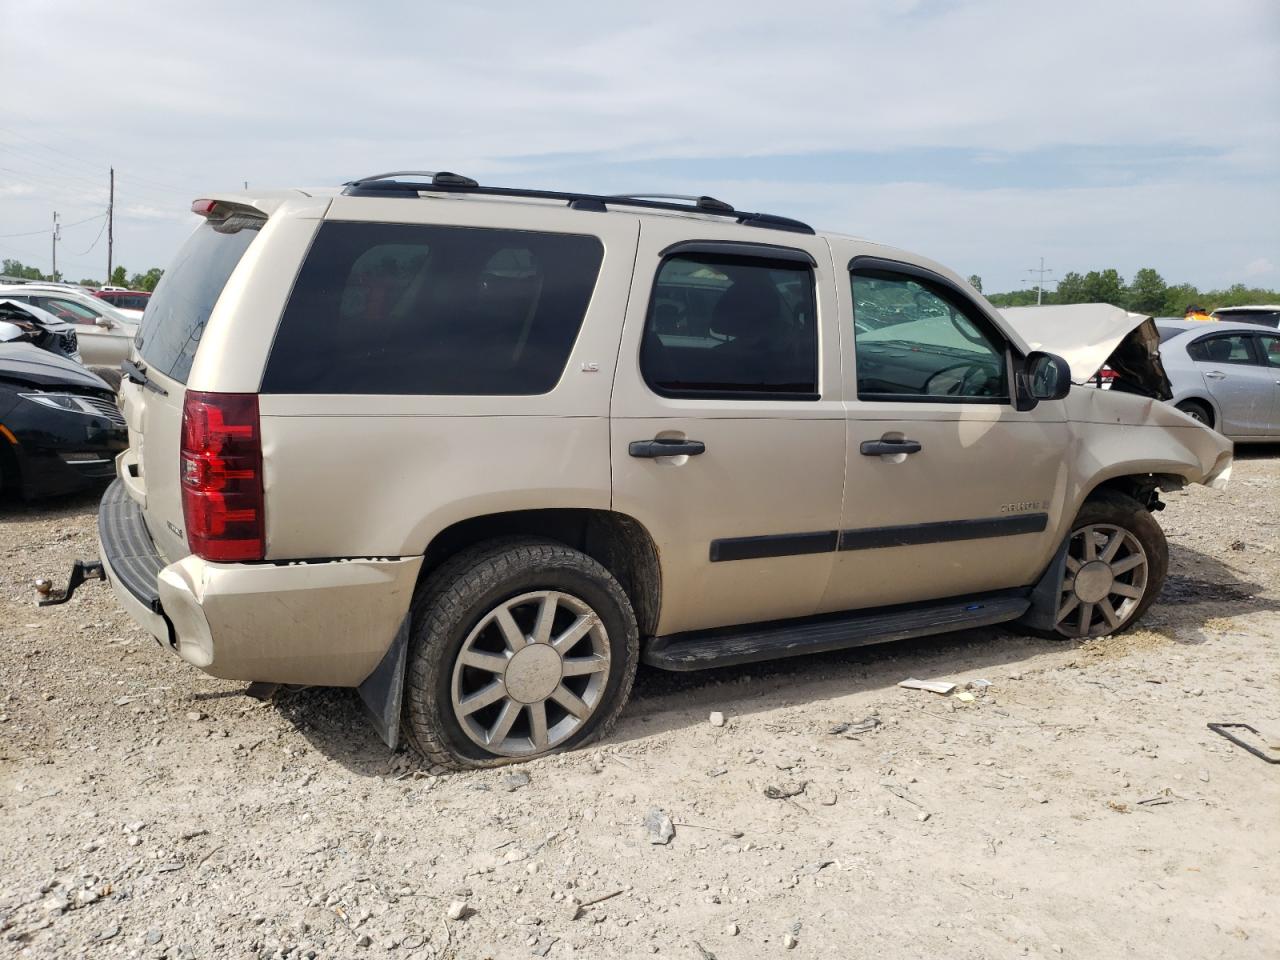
923 361 1000 397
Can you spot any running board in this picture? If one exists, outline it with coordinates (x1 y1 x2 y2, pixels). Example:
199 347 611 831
643 594 1030 671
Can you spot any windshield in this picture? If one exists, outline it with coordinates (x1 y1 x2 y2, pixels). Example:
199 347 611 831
1213 309 1280 328
136 216 262 383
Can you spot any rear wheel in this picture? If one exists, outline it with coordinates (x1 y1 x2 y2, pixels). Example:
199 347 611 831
402 539 639 772
1176 399 1212 427
1052 494 1167 639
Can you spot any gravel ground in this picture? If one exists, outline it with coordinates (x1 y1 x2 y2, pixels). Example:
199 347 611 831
2 448 1278 960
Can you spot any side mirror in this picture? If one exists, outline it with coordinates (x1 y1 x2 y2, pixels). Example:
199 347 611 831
1015 351 1071 410
95 317 114 329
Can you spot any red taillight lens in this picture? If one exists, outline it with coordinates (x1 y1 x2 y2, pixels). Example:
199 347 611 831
191 199 218 216
180 391 264 562
1099 366 1117 380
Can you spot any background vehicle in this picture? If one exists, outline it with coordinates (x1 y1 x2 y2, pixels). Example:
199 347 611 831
0 299 81 362
75 175 1231 773
93 288 151 317
0 342 126 499
0 284 136 380
1210 305 1280 328
1157 319 1280 440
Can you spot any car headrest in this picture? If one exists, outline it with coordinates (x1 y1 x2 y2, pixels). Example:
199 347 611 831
1204 338 1233 362
710 273 782 341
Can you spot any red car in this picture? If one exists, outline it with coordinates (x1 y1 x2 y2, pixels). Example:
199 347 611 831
93 289 151 312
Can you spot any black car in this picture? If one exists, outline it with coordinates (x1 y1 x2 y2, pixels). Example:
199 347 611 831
0 343 127 499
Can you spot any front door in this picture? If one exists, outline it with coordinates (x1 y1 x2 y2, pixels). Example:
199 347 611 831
820 247 1069 613
610 220 846 636
1188 331 1276 436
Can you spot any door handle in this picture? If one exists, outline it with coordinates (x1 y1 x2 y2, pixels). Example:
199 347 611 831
860 439 922 456
629 438 706 458
1204 371 1226 380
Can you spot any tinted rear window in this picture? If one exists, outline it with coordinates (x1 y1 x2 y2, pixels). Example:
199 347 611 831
136 216 262 383
261 222 603 395
1213 309 1280 328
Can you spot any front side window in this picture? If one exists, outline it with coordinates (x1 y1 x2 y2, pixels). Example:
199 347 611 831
640 254 818 399
1187 334 1255 365
262 222 602 395
851 269 1008 400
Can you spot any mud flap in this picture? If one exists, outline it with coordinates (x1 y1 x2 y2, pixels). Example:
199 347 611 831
357 616 409 751
1018 535 1070 631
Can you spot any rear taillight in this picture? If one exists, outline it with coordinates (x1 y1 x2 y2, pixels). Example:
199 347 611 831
180 391 264 562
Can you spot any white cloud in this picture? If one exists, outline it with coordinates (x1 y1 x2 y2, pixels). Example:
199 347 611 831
0 0 1275 286
1243 257 1276 278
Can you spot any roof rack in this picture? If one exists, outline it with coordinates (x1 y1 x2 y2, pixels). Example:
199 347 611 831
340 172 814 235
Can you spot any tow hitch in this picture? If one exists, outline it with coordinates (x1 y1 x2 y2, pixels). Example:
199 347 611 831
35 560 106 606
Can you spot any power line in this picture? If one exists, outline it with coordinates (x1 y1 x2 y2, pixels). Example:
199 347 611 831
73 214 109 257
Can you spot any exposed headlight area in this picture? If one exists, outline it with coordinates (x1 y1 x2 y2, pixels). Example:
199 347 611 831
19 392 125 425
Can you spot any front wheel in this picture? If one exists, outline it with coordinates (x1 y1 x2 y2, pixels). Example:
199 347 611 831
402 539 639 772
1052 494 1168 639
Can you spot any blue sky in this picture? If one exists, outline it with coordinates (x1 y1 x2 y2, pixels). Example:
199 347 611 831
1 0 1277 293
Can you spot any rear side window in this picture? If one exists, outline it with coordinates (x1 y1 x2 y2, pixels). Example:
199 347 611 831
262 222 603 395
1187 334 1255 365
1213 309 1280 328
639 254 818 399
1261 335 1280 368
136 216 263 383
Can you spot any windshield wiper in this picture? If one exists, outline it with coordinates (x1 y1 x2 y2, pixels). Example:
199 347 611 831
121 359 168 397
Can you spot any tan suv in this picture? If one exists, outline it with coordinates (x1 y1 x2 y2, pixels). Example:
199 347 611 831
50 172 1232 772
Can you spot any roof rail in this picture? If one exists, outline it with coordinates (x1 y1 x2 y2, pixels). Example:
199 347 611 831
340 173 814 235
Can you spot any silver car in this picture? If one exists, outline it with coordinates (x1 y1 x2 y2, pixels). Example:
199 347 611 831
0 284 137 375
1157 320 1280 441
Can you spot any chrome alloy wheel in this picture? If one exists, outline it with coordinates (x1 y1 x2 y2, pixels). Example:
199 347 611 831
450 590 611 757
1055 523 1150 638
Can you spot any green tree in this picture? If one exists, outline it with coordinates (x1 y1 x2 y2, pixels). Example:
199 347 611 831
1 259 46 281
966 274 982 293
986 289 1041 307
1161 283 1201 317
1081 268 1124 305
1125 268 1166 314
110 266 128 287
128 268 164 292
1055 271 1087 304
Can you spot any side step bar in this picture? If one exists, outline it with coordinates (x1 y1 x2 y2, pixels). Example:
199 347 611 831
643 593 1030 671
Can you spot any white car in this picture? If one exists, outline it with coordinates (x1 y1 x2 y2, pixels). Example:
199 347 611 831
0 284 136 378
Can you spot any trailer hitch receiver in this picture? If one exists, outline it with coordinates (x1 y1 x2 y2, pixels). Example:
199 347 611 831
36 560 106 606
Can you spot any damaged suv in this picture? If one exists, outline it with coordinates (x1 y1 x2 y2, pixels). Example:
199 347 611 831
50 172 1232 771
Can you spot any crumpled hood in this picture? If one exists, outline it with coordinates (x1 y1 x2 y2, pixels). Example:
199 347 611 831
998 304 1149 380
0 342 110 391
999 303 1173 399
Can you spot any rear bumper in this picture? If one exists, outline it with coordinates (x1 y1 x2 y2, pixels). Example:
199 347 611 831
97 480 423 686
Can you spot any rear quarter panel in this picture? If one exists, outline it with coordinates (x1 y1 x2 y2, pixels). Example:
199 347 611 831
257 200 641 559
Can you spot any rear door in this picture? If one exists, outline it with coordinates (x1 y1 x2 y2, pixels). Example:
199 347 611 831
610 219 845 636
1255 333 1280 436
121 210 270 562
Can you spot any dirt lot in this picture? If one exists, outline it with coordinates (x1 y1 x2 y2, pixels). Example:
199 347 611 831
2 450 1278 960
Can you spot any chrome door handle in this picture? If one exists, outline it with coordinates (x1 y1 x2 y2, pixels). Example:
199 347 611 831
1204 371 1226 380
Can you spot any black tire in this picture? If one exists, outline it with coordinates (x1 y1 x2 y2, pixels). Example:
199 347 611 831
402 538 639 773
1045 492 1168 640
1176 400 1212 428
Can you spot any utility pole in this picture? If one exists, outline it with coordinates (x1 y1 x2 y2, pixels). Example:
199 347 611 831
51 212 60 281
107 166 115 284
1023 257 1054 305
